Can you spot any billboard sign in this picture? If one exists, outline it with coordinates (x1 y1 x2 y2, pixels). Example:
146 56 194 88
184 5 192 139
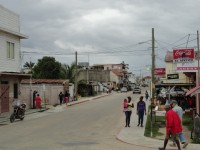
173 48 194 63
154 68 166 75
167 74 179 80
177 61 200 72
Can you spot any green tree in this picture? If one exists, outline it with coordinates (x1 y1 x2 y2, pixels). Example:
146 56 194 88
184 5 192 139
60 62 83 83
33 56 62 79
23 61 35 73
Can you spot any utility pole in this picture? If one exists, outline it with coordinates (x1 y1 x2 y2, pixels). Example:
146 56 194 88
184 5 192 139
197 30 200 114
75 51 78 101
151 28 155 137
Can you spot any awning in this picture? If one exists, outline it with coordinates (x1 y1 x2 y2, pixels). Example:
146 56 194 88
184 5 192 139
186 86 200 96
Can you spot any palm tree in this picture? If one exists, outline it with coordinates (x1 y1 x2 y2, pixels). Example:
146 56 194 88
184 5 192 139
23 61 35 74
60 62 84 83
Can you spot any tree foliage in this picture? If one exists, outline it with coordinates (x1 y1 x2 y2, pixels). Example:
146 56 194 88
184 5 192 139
60 62 83 83
23 61 35 74
33 56 62 79
60 62 77 83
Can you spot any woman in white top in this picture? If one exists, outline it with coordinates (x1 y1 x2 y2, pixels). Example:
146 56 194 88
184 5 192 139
125 97 134 127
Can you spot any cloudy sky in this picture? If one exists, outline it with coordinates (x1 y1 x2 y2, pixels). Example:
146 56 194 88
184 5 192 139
0 0 200 75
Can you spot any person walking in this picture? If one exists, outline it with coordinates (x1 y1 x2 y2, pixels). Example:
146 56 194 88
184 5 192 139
145 90 149 101
58 92 64 105
123 99 128 127
35 94 42 110
171 100 188 148
159 104 182 150
125 97 134 127
137 96 146 127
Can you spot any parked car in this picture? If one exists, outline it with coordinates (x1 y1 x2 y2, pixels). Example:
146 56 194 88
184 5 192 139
121 87 128 92
133 87 141 94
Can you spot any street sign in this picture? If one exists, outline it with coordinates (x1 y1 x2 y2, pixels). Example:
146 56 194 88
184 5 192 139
167 74 179 79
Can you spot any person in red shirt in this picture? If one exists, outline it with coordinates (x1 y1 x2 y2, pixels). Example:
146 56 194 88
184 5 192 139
159 104 182 150
35 94 42 110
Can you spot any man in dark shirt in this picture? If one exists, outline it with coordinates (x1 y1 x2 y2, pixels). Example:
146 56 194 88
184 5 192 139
137 96 146 127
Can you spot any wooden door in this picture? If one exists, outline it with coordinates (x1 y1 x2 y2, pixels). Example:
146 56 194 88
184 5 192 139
0 84 9 113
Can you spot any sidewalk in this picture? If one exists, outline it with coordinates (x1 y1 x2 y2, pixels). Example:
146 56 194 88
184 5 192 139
116 100 199 150
0 93 109 125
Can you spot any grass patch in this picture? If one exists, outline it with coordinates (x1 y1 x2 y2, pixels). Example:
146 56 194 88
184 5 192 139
182 114 193 131
144 114 165 138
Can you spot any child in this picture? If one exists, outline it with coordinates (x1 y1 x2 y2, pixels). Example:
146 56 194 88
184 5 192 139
123 99 128 110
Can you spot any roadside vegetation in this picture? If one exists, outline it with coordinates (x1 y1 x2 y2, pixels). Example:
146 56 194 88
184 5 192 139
144 106 165 138
182 114 200 144
145 109 200 144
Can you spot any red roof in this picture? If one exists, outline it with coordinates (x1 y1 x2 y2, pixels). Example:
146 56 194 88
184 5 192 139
21 79 67 84
112 69 123 76
144 76 151 79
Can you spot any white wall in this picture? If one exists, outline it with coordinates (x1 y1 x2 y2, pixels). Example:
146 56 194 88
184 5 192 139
0 32 21 72
0 5 19 32
0 5 21 72
165 62 188 83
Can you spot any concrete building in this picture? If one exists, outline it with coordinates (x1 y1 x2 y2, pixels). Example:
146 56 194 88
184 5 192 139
0 5 29 114
78 64 124 90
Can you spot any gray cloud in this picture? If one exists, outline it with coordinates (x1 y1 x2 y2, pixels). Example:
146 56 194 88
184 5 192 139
1 0 200 74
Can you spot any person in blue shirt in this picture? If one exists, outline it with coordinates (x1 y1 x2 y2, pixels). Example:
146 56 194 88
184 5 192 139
171 100 188 149
137 96 146 127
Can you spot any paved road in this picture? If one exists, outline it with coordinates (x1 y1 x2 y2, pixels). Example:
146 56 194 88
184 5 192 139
0 91 154 150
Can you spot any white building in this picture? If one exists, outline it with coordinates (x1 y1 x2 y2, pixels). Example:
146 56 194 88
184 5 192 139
0 5 29 113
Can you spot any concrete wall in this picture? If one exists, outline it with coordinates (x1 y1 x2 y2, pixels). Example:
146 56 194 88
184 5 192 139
164 62 189 83
78 70 111 83
20 84 64 109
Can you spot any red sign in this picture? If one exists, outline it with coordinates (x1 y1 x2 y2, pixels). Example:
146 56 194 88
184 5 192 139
154 68 166 75
173 48 194 62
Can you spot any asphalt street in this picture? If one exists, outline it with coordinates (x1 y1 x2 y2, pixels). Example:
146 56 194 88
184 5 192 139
0 91 147 150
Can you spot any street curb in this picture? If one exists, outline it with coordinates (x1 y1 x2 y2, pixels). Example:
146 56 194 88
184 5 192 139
114 125 154 149
0 94 109 124
116 132 175 150
67 94 109 107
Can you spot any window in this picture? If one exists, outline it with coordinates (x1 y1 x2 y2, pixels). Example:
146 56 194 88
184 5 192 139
7 41 15 59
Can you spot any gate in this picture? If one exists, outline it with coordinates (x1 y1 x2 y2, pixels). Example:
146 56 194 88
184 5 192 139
0 84 9 113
